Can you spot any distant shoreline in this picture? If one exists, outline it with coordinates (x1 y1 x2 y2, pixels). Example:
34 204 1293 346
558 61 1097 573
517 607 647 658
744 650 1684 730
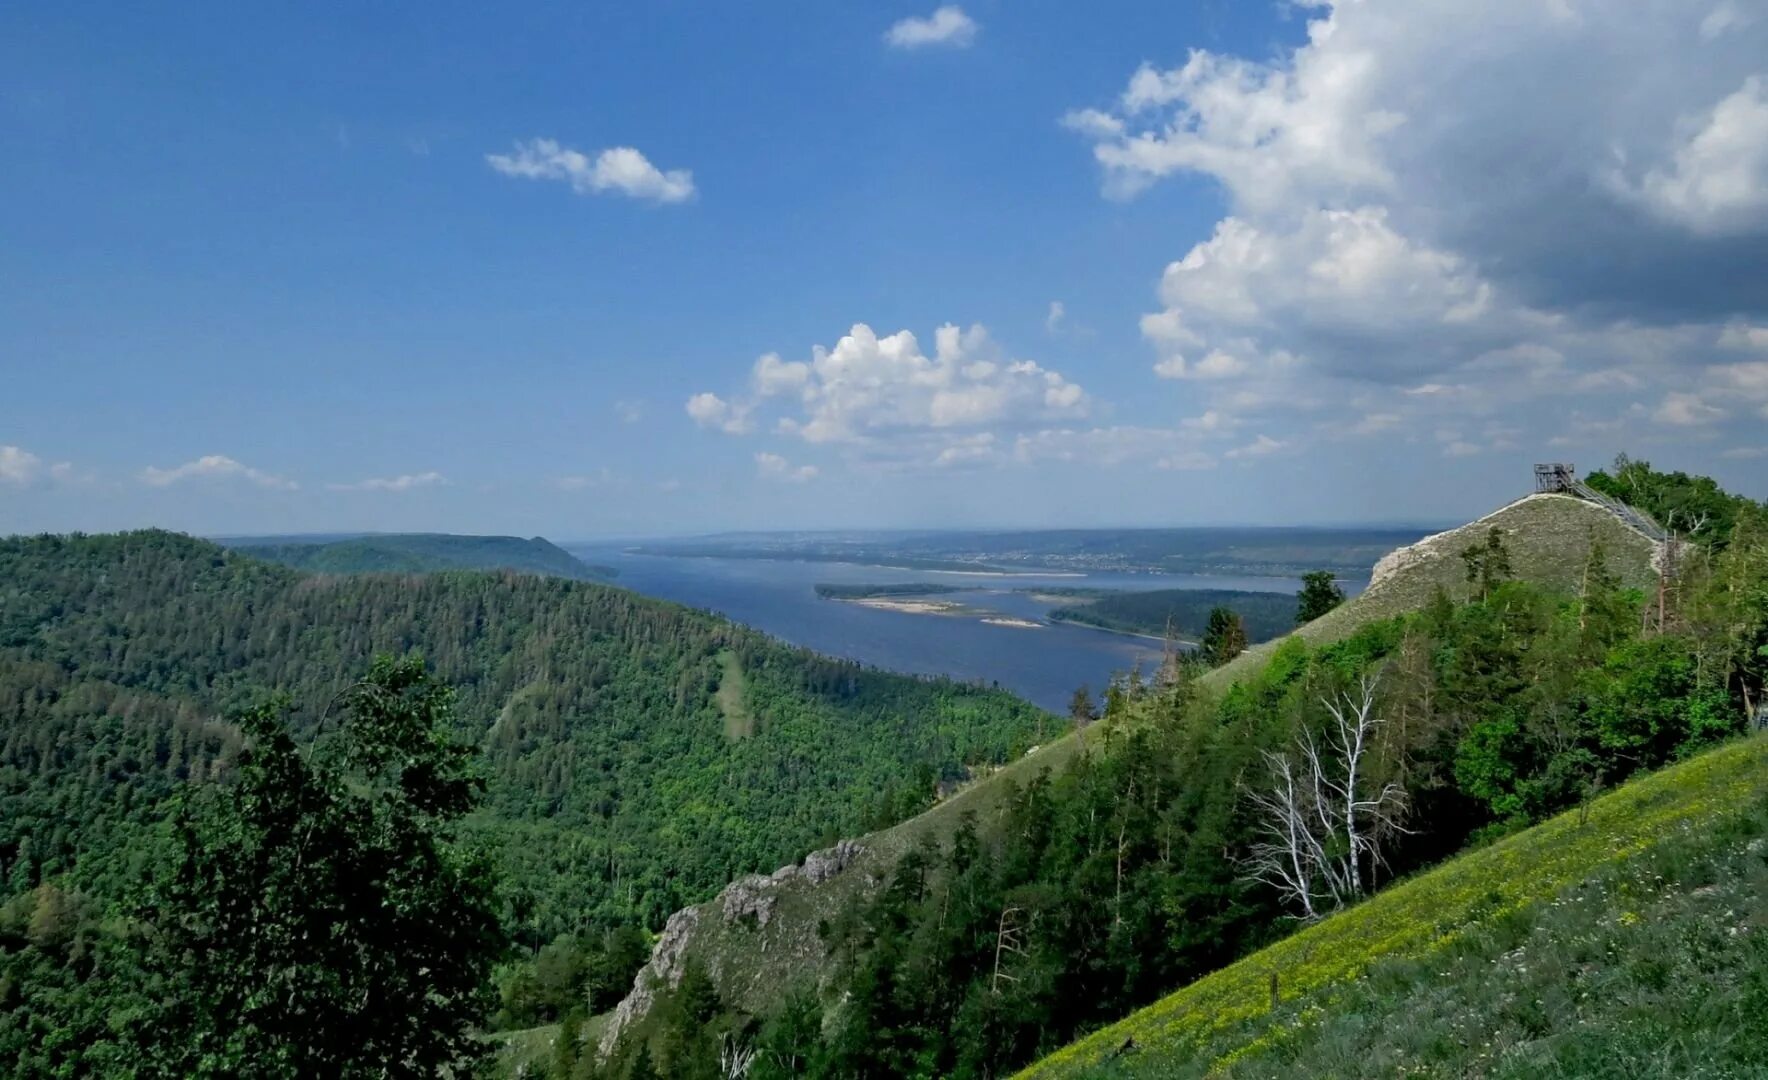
1046 613 1182 643
923 568 1085 578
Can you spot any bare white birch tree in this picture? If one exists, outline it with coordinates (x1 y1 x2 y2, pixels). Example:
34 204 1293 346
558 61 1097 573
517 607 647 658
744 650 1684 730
720 1033 757 1079
1241 674 1409 919
1244 750 1330 920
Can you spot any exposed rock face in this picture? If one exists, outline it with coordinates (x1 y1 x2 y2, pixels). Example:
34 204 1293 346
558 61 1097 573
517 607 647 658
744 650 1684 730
598 838 867 1061
1369 495 1532 589
597 905 702 1060
721 875 778 928
801 838 864 884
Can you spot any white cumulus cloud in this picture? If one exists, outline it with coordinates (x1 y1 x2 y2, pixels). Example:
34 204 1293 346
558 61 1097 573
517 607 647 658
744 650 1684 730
685 392 753 434
141 455 297 490
755 452 818 483
487 139 695 203
0 445 43 486
1224 434 1286 460
1619 76 1768 235
885 6 978 50
1065 0 1768 459
326 471 447 492
691 323 1089 455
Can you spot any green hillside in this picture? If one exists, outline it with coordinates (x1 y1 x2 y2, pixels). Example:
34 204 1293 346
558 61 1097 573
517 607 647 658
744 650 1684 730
1205 493 1658 685
0 531 1047 1075
590 491 1669 1063
228 532 615 580
1018 734 1768 1079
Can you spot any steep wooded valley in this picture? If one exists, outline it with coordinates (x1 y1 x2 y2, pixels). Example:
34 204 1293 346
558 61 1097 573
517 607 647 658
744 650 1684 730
0 532 1042 1073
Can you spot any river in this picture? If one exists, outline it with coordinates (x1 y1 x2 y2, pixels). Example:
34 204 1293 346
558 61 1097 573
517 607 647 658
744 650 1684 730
567 546 1353 713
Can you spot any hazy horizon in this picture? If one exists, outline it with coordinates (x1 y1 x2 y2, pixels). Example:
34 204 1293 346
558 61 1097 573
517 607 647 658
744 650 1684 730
6 2 1766 537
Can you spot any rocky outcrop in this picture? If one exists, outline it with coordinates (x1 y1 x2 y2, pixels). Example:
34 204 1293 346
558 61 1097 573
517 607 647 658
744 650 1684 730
721 875 779 928
801 838 864 884
598 838 868 1061
597 905 702 1060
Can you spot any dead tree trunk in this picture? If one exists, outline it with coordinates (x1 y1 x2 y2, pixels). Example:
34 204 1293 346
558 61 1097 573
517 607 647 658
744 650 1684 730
1241 674 1409 919
991 906 1027 995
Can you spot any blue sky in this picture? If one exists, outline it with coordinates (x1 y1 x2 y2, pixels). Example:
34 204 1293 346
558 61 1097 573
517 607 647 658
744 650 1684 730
4 1 1767 538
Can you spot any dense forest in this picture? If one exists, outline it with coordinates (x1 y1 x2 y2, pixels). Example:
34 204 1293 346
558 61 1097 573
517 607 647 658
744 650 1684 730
226 532 615 580
813 584 964 600
0 533 1045 1074
617 465 1768 1080
1044 587 1300 642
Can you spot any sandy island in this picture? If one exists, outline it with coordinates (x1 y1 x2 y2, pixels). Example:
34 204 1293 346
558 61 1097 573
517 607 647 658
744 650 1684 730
924 569 1086 578
839 597 967 615
827 598 1045 629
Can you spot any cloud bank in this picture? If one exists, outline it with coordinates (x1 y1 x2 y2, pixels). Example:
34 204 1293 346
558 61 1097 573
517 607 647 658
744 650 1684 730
1060 0 1768 462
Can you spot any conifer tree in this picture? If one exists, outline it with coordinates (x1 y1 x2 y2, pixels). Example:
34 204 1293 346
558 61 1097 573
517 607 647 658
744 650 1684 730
1460 527 1514 601
1295 570 1346 624
1200 607 1248 666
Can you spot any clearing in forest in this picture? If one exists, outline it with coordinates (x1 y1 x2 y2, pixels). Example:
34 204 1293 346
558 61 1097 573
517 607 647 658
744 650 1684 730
715 649 753 740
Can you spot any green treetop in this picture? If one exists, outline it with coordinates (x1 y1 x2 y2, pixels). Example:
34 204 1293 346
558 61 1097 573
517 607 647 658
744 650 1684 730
1296 570 1347 624
129 656 506 1079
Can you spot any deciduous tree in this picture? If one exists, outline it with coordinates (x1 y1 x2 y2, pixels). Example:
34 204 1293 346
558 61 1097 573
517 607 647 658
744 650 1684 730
129 657 505 1078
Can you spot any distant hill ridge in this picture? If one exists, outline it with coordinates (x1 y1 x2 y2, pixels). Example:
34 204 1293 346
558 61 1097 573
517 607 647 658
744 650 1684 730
225 532 615 580
592 490 1665 1061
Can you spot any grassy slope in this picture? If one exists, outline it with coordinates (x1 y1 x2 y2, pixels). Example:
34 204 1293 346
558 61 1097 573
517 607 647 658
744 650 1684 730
1016 734 1768 1079
596 493 1661 1047
492 1015 608 1078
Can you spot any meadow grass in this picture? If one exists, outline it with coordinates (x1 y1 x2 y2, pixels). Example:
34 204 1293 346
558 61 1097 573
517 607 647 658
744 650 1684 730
1016 734 1768 1079
490 1013 607 1078
715 649 753 740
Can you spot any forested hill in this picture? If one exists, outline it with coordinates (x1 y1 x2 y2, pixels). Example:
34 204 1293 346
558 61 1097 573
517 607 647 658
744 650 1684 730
225 532 614 580
0 531 1044 961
